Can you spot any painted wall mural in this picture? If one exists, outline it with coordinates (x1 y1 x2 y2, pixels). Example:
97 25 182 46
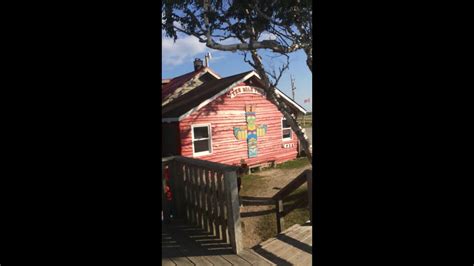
233 105 267 158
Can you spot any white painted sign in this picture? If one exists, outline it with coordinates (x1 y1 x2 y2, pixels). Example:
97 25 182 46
282 143 295 149
227 86 266 98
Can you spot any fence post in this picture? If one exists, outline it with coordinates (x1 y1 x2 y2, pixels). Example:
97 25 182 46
162 162 170 223
276 199 284 233
172 160 184 219
223 169 243 254
306 169 312 224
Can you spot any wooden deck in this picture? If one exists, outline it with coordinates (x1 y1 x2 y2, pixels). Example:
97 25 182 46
162 220 312 265
252 223 312 265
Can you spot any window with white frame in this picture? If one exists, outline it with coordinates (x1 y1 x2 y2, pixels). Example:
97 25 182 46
192 124 212 156
282 118 292 140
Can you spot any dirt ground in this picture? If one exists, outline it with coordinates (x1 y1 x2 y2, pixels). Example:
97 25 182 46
239 164 312 248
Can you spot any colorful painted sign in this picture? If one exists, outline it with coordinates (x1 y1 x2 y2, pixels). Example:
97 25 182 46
233 105 267 158
227 86 266 98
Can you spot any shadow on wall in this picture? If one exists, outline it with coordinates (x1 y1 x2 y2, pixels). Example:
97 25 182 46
180 95 243 143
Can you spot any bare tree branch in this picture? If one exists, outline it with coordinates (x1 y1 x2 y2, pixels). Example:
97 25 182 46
267 54 290 87
206 39 305 53
162 0 313 163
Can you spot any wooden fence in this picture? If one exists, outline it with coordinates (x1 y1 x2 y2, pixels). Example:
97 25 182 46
297 113 312 127
272 169 313 233
162 156 243 254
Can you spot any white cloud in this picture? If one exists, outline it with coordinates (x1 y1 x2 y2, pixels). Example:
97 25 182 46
259 32 277 41
209 54 225 61
161 24 234 68
161 35 230 69
219 37 241 45
162 35 208 66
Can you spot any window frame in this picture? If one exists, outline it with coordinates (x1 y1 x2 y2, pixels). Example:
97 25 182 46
281 117 292 141
191 124 212 157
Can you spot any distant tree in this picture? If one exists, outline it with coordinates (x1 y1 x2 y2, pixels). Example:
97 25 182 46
162 0 313 163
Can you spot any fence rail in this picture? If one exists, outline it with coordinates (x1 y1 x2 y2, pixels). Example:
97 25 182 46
272 169 312 233
162 156 242 254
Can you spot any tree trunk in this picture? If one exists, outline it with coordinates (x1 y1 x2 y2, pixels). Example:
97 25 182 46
304 47 312 73
249 50 312 165
200 0 313 165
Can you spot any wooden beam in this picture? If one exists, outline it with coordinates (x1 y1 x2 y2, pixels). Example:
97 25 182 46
272 170 309 200
175 156 240 172
174 161 185 219
162 162 170 223
276 199 284 234
224 170 243 254
307 170 313 224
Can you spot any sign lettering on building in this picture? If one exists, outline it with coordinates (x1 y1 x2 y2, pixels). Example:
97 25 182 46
227 86 266 98
282 143 295 149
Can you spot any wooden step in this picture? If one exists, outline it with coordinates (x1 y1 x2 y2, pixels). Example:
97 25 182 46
252 224 312 265
261 226 309 254
258 224 301 248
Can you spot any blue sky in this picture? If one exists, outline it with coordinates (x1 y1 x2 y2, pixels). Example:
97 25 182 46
162 35 313 112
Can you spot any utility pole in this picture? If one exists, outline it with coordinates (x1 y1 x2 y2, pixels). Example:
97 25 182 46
290 75 302 126
291 75 296 100
204 52 212 67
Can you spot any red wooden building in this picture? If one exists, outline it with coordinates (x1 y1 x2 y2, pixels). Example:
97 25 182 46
162 59 307 168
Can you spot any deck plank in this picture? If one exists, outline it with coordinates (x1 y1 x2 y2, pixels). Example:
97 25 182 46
161 258 176 266
201 255 232 265
262 226 308 254
252 224 312 266
279 234 312 264
221 254 252 265
237 249 275 265
169 257 194 265
167 229 214 265
163 220 311 266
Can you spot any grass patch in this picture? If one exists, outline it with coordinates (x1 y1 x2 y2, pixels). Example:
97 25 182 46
255 186 310 241
275 157 310 170
240 174 266 196
256 212 278 241
282 187 310 227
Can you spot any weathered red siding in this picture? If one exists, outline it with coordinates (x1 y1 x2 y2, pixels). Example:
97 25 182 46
179 82 298 166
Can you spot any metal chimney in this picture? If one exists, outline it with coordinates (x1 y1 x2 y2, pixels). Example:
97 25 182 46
193 58 203 71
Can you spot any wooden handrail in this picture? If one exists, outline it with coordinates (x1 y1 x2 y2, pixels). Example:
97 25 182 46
162 156 178 163
174 156 240 172
161 155 243 254
273 169 312 233
282 195 308 217
272 169 311 200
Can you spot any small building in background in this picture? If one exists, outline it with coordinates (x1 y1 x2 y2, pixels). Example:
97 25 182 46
162 59 307 168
